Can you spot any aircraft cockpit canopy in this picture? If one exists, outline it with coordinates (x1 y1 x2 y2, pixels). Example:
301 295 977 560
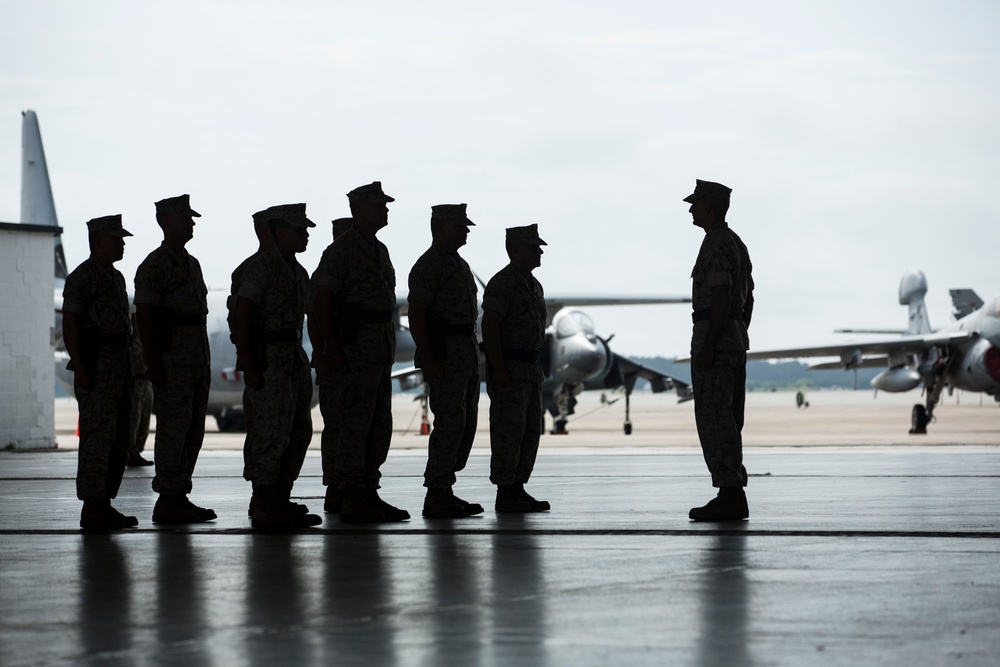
554 309 596 339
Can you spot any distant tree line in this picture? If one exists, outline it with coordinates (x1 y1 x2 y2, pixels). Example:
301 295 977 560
630 357 881 392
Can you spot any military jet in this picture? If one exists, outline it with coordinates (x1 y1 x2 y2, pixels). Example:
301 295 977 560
22 110 692 433
743 270 1000 433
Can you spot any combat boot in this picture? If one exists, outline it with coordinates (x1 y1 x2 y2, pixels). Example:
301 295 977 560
182 497 217 522
126 452 153 467
688 487 749 522
109 505 139 528
495 484 531 513
250 490 294 532
80 499 124 531
364 489 410 522
152 494 201 524
423 487 473 519
339 488 385 523
274 484 322 528
324 486 343 514
515 483 550 512
451 490 485 516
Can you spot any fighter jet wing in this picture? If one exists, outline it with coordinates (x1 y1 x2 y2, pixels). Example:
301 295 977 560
591 353 694 403
391 365 424 391
543 294 690 323
743 331 974 361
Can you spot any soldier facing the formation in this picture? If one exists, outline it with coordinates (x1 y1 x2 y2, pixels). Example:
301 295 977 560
481 224 551 513
408 204 485 519
684 179 754 521
312 182 409 523
62 215 137 530
232 204 322 531
134 194 216 524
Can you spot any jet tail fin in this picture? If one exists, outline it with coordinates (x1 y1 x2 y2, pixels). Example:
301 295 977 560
21 110 67 281
949 288 983 320
898 270 931 335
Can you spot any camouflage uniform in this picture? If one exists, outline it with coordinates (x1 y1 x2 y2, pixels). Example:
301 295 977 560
483 263 547 485
229 250 262 470
238 247 313 490
133 243 211 495
128 333 153 455
63 258 133 500
408 244 481 489
690 222 753 488
312 226 396 491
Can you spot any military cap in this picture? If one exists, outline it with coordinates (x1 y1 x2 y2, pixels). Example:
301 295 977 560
682 179 732 204
154 194 201 217
506 223 547 246
86 214 133 238
347 181 395 205
331 217 354 240
268 203 316 228
431 203 475 226
251 208 271 226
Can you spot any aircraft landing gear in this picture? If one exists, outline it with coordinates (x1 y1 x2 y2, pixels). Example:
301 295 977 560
623 421 632 435
215 410 246 433
910 404 928 434
623 383 633 435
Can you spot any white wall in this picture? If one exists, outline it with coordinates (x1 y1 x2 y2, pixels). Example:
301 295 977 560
0 227 56 450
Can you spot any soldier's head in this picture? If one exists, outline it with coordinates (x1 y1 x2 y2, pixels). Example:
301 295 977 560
331 217 354 241
87 214 132 265
347 181 393 233
683 179 731 229
430 203 474 252
267 203 315 255
154 194 200 245
252 208 276 251
505 224 546 271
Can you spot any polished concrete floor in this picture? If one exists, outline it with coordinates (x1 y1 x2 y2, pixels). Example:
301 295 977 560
2 445 1000 666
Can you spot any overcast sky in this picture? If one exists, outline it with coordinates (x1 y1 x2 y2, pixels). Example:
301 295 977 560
2 1 998 359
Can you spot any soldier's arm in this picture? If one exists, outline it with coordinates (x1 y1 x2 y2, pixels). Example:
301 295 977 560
744 290 754 329
134 303 164 386
695 285 731 372
313 285 347 374
407 300 444 379
232 295 263 389
481 307 511 385
62 311 92 390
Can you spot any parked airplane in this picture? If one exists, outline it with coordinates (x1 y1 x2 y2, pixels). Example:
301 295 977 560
742 270 1000 433
21 110 692 434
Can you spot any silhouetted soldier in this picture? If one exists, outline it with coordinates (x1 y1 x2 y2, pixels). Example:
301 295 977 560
312 182 408 523
481 224 550 513
63 215 137 529
126 315 154 467
134 194 216 524
408 204 485 519
232 203 322 530
684 179 754 521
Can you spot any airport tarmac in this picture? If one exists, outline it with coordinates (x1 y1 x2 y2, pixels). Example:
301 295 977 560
2 390 999 666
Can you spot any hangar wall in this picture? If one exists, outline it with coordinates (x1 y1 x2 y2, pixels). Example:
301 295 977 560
0 222 59 450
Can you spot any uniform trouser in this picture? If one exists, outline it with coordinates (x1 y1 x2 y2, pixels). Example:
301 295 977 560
691 347 748 488
323 359 393 490
487 379 542 486
318 384 338 489
424 363 480 488
130 378 153 454
76 373 132 500
151 365 209 495
242 347 313 490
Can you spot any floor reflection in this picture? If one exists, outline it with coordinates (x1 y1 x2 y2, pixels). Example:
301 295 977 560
79 535 132 662
244 535 312 666
698 533 752 667
491 523 548 663
427 532 485 664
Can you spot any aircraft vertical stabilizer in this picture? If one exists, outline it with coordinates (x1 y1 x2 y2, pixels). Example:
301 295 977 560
21 110 67 281
899 270 931 335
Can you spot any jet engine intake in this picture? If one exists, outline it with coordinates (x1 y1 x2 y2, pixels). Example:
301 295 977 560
949 339 1000 393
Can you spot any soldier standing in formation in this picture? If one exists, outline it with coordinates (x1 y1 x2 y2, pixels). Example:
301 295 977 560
684 179 754 521
232 204 322 530
312 182 408 523
408 204 485 519
126 316 154 467
134 194 216 524
62 215 138 530
481 224 551 513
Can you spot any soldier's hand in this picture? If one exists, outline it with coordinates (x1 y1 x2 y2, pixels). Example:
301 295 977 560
493 364 513 386
244 369 265 390
422 359 445 380
147 363 167 387
74 368 94 391
314 354 334 380
694 347 715 372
